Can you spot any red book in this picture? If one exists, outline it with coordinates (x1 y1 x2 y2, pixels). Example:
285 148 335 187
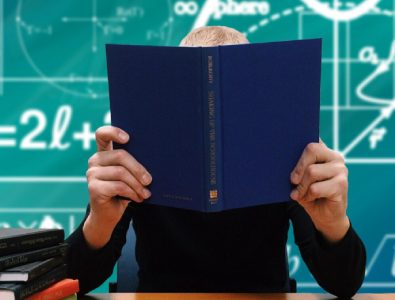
26 279 79 300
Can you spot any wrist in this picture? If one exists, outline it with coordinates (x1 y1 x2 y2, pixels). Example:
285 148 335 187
82 212 118 250
314 215 350 244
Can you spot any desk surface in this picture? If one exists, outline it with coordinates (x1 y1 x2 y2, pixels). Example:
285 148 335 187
83 294 395 300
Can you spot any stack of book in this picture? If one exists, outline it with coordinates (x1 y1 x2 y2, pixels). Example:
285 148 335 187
0 228 79 300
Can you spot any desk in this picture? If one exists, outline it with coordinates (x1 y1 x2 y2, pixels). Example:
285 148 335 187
83 294 395 300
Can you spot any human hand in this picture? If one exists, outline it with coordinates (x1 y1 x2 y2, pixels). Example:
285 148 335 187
290 140 350 243
83 125 152 248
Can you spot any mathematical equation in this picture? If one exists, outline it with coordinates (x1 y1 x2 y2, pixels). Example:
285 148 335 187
174 0 270 19
17 4 144 37
0 106 110 151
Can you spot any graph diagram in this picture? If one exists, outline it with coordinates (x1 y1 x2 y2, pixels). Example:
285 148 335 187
9 0 174 99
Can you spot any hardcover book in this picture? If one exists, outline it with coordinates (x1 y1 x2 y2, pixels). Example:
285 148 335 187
106 39 322 212
0 229 64 257
0 256 65 282
0 243 68 271
26 279 79 300
0 264 67 300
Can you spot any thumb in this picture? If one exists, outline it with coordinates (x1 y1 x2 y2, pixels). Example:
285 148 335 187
95 126 129 152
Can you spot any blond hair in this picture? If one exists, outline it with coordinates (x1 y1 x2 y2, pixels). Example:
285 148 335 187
179 26 249 47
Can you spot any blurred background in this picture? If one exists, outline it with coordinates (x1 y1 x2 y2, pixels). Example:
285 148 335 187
1 0 395 293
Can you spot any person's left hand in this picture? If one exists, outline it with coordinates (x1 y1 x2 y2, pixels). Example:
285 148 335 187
290 140 350 243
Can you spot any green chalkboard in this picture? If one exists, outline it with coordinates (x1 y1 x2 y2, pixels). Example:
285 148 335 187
1 0 395 293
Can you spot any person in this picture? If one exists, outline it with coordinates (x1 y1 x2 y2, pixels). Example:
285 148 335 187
66 26 366 298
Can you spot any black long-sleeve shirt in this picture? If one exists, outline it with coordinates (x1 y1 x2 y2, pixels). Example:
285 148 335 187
66 201 366 298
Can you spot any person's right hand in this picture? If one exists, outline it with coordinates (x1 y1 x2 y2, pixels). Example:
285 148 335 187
83 125 152 249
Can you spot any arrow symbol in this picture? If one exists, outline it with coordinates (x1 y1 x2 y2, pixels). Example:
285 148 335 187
341 101 395 157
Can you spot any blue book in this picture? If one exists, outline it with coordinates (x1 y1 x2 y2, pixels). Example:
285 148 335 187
106 39 321 212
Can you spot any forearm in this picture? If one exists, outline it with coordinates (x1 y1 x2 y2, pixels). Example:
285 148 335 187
66 204 133 294
302 224 366 298
289 202 366 298
313 215 350 243
83 212 120 250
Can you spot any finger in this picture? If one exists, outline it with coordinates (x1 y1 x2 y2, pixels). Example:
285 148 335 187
88 150 152 186
87 166 151 200
88 179 143 203
302 175 347 203
290 162 346 201
95 126 129 152
290 143 339 185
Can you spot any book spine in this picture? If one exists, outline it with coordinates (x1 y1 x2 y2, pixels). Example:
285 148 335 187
17 264 67 300
202 47 223 212
0 243 68 271
0 230 64 257
28 256 65 281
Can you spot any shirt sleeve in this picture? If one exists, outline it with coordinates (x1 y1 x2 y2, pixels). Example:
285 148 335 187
287 201 366 298
65 203 134 294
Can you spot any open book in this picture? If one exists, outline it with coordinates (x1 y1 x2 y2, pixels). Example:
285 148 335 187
106 38 322 212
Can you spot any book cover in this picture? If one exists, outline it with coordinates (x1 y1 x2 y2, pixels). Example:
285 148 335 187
0 256 65 282
106 39 321 212
0 229 64 257
26 279 79 300
0 264 67 300
0 243 68 271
